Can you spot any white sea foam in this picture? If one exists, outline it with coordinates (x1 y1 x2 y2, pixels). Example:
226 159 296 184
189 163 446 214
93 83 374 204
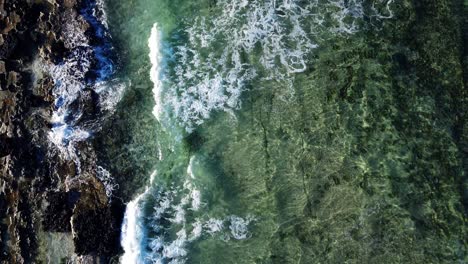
96 165 119 198
171 202 187 224
94 0 109 29
94 80 127 112
162 229 188 260
137 182 255 263
371 0 395 20
164 1 317 130
159 0 393 131
190 189 201 211
190 220 203 240
204 218 224 236
39 2 124 169
62 10 89 49
186 156 195 179
120 170 165 263
121 191 149 264
148 23 164 122
47 47 92 152
328 0 364 34
229 215 255 240
43 10 93 161
185 156 202 210
121 154 257 263
149 169 158 185
130 157 205 263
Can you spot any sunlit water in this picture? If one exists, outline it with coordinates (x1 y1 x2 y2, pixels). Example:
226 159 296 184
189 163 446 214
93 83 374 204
99 0 466 263
109 1 391 263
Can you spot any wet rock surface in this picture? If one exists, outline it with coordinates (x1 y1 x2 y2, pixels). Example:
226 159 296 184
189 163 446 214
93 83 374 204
0 0 123 262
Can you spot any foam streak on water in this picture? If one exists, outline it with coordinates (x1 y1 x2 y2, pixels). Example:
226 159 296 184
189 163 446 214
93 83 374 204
121 191 149 263
121 169 159 263
121 155 255 263
119 25 166 261
157 0 390 131
148 23 164 122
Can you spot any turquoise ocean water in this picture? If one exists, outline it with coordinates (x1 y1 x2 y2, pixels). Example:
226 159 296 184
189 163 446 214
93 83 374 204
95 0 467 263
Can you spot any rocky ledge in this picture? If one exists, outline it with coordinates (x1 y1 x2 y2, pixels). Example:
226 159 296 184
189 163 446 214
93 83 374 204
0 0 123 263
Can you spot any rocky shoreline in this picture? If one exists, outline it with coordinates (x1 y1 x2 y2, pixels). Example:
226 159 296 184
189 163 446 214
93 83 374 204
0 0 467 263
0 0 123 262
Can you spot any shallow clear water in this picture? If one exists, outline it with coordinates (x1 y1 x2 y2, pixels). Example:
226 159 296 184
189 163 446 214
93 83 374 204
98 0 466 263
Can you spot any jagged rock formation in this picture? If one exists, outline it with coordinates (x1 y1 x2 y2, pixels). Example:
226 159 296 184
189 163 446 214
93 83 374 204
0 0 123 262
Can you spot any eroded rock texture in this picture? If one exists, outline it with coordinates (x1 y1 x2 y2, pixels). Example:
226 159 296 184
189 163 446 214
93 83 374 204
0 0 123 263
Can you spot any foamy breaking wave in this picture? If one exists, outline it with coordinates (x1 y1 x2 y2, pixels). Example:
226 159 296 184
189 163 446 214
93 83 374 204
142 191 255 264
143 158 204 263
148 23 164 122
121 156 255 263
121 192 149 264
39 1 125 167
155 0 393 131
121 169 160 263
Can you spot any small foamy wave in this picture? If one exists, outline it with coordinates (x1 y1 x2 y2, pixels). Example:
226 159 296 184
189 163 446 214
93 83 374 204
121 191 150 264
148 23 164 123
156 0 394 132
121 156 255 263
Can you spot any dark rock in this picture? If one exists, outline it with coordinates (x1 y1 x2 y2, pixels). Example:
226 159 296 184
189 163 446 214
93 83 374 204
0 0 125 261
0 135 12 157
42 191 80 232
0 32 17 59
72 200 125 256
